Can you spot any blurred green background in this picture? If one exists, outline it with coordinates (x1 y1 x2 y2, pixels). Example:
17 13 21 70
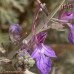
0 0 74 74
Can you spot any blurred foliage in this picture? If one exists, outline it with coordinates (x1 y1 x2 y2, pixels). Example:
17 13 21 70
0 31 9 46
50 50 74 74
0 0 29 25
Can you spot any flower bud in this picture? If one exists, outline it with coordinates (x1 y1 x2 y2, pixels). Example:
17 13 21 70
9 24 22 35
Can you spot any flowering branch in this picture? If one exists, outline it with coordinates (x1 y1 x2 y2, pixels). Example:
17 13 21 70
1 0 74 74
7 0 65 60
25 0 65 42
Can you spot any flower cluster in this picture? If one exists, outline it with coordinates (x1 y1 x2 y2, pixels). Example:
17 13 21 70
9 0 74 74
31 32 56 74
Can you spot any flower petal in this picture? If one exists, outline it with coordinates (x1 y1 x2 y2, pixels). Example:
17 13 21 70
31 48 39 59
42 44 56 57
36 55 52 74
68 32 74 45
60 11 74 21
67 23 74 45
67 23 72 28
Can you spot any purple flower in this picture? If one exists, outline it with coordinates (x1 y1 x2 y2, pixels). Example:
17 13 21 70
9 24 22 43
59 10 74 45
59 11 74 21
67 23 74 45
59 11 74 25
31 32 56 74
9 24 22 35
